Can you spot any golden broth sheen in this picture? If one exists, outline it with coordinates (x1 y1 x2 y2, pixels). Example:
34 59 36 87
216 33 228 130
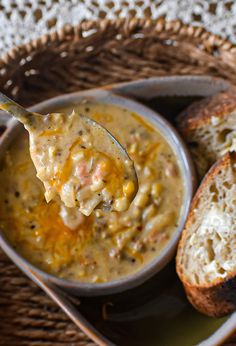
0 103 184 283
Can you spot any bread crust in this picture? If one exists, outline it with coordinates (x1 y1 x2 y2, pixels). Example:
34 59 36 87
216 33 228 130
177 87 236 136
176 152 236 317
183 277 236 317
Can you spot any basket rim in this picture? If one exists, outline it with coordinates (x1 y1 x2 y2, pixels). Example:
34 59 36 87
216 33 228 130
0 17 235 68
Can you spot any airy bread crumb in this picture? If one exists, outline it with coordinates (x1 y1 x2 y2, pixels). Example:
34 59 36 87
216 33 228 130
176 152 236 317
177 88 236 178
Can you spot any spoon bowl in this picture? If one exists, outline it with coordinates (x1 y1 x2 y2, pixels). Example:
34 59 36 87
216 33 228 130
0 92 138 214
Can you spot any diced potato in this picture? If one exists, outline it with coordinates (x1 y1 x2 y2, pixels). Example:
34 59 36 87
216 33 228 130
80 194 103 216
76 186 91 200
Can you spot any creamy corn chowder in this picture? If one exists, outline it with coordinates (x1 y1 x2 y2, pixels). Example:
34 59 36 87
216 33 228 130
24 110 136 216
0 103 183 283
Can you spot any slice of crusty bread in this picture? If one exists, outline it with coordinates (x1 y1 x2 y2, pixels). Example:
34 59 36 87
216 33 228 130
177 87 236 178
176 151 236 317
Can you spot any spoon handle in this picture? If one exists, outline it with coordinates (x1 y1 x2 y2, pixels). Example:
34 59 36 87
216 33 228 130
0 91 30 124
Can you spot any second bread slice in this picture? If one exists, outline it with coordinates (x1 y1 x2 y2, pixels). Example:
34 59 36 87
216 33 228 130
177 88 236 178
176 152 236 317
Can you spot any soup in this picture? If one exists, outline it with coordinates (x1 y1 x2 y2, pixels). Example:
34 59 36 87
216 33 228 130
0 103 184 283
24 110 137 216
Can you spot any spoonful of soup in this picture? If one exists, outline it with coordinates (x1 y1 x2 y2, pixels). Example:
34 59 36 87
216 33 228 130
0 92 138 216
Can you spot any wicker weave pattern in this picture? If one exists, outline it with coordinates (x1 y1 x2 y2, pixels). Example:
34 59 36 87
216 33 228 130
1 19 236 107
0 18 236 345
0 254 96 346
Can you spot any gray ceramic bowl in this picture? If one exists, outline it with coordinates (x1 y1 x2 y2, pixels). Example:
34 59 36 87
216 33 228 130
0 89 195 296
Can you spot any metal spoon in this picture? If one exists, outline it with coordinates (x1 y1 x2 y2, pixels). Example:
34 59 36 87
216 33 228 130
0 91 138 211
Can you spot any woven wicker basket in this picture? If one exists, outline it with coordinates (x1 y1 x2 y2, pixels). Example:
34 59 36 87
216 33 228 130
0 18 236 346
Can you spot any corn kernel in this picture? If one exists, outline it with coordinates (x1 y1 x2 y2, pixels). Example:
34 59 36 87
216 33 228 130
151 182 163 198
91 179 105 191
113 197 129 212
134 192 149 208
123 180 135 198
100 159 111 175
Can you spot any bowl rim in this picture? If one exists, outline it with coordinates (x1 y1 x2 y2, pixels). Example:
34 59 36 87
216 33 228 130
0 88 196 295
